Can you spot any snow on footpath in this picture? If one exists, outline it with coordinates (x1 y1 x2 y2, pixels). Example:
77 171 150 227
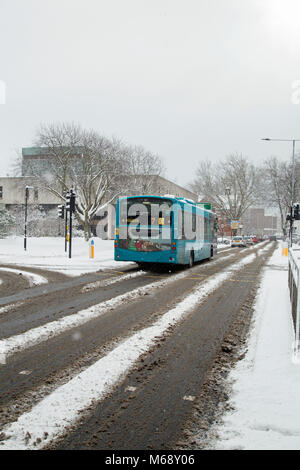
0 237 133 276
212 244 300 450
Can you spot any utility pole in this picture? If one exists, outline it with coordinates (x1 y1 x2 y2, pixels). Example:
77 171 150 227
24 185 34 251
66 190 76 259
262 138 300 246
65 212 68 253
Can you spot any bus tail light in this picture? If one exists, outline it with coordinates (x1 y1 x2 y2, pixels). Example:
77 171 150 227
172 242 176 251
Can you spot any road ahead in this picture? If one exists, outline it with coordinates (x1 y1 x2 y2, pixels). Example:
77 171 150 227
0 242 275 450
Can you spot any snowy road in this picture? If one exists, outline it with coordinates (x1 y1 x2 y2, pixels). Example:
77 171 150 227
0 242 274 450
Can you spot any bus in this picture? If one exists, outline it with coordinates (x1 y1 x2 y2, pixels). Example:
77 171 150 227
114 195 218 268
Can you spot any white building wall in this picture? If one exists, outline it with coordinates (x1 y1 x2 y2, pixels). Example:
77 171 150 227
0 177 61 206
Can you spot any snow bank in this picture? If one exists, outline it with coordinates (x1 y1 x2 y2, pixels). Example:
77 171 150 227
0 267 48 287
214 245 300 450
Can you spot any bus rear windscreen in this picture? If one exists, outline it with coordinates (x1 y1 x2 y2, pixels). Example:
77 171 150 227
118 198 173 252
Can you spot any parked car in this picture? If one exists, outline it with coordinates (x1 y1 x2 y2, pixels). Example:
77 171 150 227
231 236 247 247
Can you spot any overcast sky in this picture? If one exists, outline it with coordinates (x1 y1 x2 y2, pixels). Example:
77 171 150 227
0 0 300 186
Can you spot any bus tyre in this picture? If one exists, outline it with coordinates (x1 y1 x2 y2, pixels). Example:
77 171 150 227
137 262 147 270
189 251 194 268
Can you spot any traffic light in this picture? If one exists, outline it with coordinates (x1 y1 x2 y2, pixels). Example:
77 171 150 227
65 190 76 259
294 203 300 220
66 190 76 213
58 205 65 219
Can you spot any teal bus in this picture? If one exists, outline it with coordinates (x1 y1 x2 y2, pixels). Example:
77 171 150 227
114 195 218 268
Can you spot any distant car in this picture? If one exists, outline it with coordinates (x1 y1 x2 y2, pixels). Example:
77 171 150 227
244 236 254 245
217 238 231 245
251 236 259 243
231 236 247 247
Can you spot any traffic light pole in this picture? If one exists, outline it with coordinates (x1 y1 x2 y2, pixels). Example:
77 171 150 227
291 140 296 247
69 208 73 259
24 187 29 251
66 189 76 259
291 204 294 247
65 212 67 253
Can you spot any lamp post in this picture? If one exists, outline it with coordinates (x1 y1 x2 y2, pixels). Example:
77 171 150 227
24 185 34 251
262 138 300 246
225 187 232 238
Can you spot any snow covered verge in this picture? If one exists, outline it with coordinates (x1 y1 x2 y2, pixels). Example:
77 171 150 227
210 245 300 450
0 237 133 276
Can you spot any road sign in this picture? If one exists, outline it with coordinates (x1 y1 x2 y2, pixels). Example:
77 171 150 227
231 220 240 230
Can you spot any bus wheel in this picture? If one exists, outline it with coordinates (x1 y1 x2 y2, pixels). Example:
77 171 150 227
189 251 194 268
137 262 147 270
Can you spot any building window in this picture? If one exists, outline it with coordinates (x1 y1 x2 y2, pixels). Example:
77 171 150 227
34 189 38 200
0 186 2 199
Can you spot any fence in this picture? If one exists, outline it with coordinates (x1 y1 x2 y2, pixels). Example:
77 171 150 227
288 247 300 359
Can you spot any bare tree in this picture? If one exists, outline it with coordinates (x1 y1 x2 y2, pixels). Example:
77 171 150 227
30 123 122 240
10 149 23 177
118 144 165 195
26 123 165 240
263 155 300 236
190 153 262 221
70 130 121 239
34 122 83 198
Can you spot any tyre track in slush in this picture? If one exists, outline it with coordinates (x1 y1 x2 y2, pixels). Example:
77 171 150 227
51 245 274 450
0 244 269 432
0 249 237 340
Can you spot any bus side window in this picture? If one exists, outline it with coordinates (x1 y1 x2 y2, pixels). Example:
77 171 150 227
204 217 209 240
192 211 196 233
177 209 183 239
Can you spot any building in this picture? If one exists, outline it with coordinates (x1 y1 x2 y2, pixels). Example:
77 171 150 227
242 207 278 236
22 147 84 177
1 147 198 238
0 176 60 211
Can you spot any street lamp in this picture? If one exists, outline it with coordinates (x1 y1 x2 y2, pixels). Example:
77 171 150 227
262 138 300 246
24 185 34 251
225 187 232 238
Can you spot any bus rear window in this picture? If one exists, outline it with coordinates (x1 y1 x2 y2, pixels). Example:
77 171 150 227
119 198 173 226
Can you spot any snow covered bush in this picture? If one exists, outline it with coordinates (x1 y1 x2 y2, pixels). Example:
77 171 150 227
0 208 15 238
8 205 62 237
